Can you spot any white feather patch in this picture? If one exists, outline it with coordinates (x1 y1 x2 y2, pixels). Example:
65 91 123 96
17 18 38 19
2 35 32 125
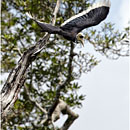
61 0 111 26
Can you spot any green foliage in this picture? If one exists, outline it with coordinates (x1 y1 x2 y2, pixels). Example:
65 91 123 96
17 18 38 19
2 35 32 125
86 22 129 59
1 0 129 129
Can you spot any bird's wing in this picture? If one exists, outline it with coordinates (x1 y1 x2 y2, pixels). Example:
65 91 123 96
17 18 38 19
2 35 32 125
61 0 111 33
26 12 61 34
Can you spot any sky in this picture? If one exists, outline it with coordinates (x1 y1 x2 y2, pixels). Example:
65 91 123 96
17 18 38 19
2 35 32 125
55 0 129 129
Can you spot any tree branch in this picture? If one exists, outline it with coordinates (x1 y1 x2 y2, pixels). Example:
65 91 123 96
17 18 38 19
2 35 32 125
1 0 61 118
44 42 76 124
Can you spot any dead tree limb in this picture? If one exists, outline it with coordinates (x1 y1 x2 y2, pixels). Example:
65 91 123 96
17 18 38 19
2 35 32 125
52 99 79 130
60 101 79 130
1 0 61 118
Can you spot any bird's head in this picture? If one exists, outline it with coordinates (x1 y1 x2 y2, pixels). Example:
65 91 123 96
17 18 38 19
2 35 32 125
76 33 84 46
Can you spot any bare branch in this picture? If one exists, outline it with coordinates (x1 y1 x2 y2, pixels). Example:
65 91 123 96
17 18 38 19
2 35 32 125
24 83 47 114
60 104 79 130
52 0 61 25
52 100 79 130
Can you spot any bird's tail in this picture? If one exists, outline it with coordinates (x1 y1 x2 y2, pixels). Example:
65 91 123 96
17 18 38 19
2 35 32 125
26 12 61 34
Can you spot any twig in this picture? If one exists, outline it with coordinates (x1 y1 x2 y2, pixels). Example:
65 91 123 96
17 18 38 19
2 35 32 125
24 83 47 114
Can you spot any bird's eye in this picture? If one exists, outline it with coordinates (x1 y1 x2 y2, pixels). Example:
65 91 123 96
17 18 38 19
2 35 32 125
79 35 83 38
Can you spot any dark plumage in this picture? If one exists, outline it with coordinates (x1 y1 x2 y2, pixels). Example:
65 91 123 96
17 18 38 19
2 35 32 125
26 0 111 42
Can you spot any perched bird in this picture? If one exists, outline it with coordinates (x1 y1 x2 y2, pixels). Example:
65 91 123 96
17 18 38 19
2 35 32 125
26 0 111 45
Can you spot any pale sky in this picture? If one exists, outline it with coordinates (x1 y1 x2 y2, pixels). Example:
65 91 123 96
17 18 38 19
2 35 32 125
55 0 129 130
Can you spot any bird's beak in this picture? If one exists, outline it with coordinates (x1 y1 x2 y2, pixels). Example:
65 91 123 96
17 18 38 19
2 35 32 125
80 39 84 47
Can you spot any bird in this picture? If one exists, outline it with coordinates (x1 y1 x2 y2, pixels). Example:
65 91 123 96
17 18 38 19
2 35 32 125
26 0 111 46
